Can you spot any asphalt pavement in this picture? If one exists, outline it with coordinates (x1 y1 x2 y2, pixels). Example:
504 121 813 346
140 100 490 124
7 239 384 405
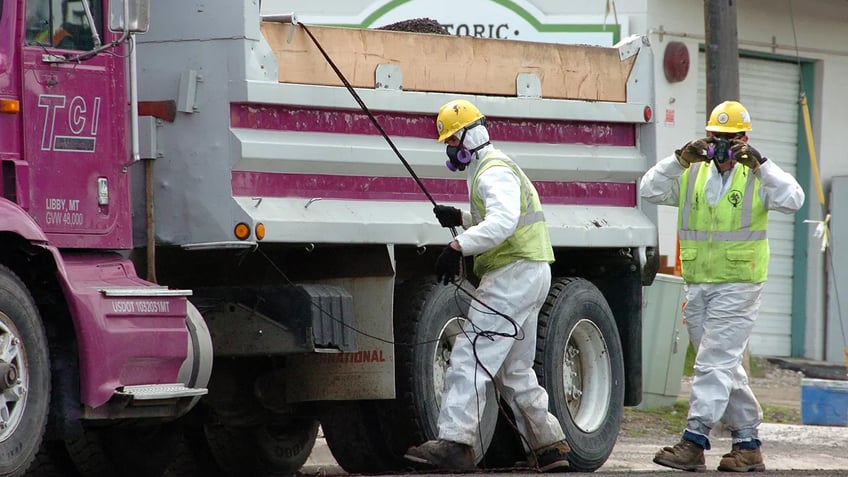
605 423 848 472
303 358 848 473
302 421 848 474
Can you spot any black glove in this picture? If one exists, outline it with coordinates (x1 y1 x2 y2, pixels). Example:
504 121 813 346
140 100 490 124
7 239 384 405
730 141 767 171
433 204 462 228
435 246 462 285
674 138 710 167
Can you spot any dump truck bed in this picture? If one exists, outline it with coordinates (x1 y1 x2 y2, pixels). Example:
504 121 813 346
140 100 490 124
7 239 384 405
135 12 656 249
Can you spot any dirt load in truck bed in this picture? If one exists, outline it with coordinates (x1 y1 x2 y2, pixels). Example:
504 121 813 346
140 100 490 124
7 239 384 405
375 18 449 34
260 23 636 102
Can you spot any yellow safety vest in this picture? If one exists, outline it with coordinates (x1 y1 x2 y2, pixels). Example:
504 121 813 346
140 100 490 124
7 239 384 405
678 163 769 283
470 151 554 277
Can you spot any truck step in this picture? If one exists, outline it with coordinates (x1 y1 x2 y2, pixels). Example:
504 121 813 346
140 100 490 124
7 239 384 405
98 287 192 297
115 384 208 400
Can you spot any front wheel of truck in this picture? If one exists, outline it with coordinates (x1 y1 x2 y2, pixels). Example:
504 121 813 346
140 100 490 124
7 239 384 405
0 265 50 477
536 277 625 472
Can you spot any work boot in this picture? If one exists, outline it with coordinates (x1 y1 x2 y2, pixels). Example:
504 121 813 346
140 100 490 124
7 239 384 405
653 438 706 472
531 440 570 472
717 446 766 472
404 439 475 470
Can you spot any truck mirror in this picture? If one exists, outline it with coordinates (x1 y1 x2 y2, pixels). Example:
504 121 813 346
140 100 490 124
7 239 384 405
109 0 150 34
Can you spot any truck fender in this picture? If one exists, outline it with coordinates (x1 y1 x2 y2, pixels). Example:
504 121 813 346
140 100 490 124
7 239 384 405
0 198 48 242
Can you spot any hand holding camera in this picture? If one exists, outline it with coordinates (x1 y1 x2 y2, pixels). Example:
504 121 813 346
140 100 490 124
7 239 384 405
675 138 711 168
730 142 767 171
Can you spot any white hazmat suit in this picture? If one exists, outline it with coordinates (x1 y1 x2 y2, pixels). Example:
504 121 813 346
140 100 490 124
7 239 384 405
640 154 804 447
437 125 566 452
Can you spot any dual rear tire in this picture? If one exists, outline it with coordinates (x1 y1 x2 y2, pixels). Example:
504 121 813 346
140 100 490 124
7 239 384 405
322 276 625 473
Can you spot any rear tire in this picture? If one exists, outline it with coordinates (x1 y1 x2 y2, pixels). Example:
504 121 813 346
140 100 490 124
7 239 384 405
65 422 182 477
388 278 499 463
320 278 501 472
536 277 624 472
320 401 401 473
0 265 50 477
191 405 318 476
27 440 80 477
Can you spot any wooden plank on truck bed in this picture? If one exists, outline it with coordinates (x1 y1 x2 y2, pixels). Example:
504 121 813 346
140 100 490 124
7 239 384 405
260 23 635 102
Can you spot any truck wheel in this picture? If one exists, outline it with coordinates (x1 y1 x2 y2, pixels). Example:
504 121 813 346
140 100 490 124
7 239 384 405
201 410 318 475
65 423 182 477
320 400 401 473
386 278 499 465
27 440 78 477
0 266 50 477
536 277 624 472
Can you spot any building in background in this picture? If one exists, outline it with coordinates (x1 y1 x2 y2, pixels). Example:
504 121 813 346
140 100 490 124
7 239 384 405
263 0 848 364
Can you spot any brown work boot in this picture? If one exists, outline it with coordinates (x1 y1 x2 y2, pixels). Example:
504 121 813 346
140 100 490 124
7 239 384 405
404 439 475 470
653 438 706 472
531 440 570 472
717 446 766 472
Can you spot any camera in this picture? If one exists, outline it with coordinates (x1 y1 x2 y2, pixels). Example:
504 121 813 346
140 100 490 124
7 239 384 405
712 138 732 164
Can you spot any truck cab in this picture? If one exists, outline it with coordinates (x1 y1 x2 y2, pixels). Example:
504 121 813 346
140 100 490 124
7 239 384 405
0 2 211 476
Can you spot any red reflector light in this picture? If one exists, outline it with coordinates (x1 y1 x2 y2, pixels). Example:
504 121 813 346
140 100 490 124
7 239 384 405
643 106 653 122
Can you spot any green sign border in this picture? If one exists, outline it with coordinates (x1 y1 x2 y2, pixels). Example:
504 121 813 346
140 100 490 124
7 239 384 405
324 0 621 44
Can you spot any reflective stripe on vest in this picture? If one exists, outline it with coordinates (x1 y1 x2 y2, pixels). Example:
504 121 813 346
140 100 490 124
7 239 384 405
678 162 769 283
470 151 554 277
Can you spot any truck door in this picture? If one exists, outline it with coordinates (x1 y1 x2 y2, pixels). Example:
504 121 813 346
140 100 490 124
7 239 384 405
1 0 24 204
21 0 131 248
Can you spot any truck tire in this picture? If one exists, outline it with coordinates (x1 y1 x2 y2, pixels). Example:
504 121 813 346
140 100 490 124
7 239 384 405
65 423 182 477
320 400 402 473
26 440 79 477
535 277 624 472
386 278 500 465
200 409 318 476
0 266 50 477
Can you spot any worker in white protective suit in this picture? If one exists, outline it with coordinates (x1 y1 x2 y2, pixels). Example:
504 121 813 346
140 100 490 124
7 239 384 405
640 100 805 472
403 99 570 472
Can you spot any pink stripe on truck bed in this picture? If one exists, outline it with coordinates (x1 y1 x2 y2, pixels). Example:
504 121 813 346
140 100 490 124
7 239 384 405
231 171 636 207
230 104 636 145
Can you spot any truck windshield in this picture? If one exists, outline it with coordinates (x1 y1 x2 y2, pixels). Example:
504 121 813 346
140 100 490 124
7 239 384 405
26 0 102 51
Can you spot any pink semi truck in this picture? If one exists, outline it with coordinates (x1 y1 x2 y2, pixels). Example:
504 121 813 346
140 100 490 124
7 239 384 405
0 1 659 475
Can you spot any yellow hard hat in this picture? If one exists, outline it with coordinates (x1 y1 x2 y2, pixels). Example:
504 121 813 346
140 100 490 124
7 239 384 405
705 100 752 133
435 99 484 143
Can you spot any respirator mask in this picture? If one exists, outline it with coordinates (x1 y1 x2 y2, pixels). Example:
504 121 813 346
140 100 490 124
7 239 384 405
445 121 490 172
707 134 743 172
709 138 733 164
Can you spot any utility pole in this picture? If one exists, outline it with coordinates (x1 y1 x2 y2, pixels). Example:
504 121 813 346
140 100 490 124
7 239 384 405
705 0 752 376
704 0 740 116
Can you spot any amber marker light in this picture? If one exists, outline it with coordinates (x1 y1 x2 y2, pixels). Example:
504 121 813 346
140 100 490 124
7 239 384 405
234 222 251 240
255 223 266 240
0 99 20 114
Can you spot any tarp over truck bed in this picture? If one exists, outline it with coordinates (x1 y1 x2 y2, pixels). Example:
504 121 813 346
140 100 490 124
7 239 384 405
260 23 636 102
